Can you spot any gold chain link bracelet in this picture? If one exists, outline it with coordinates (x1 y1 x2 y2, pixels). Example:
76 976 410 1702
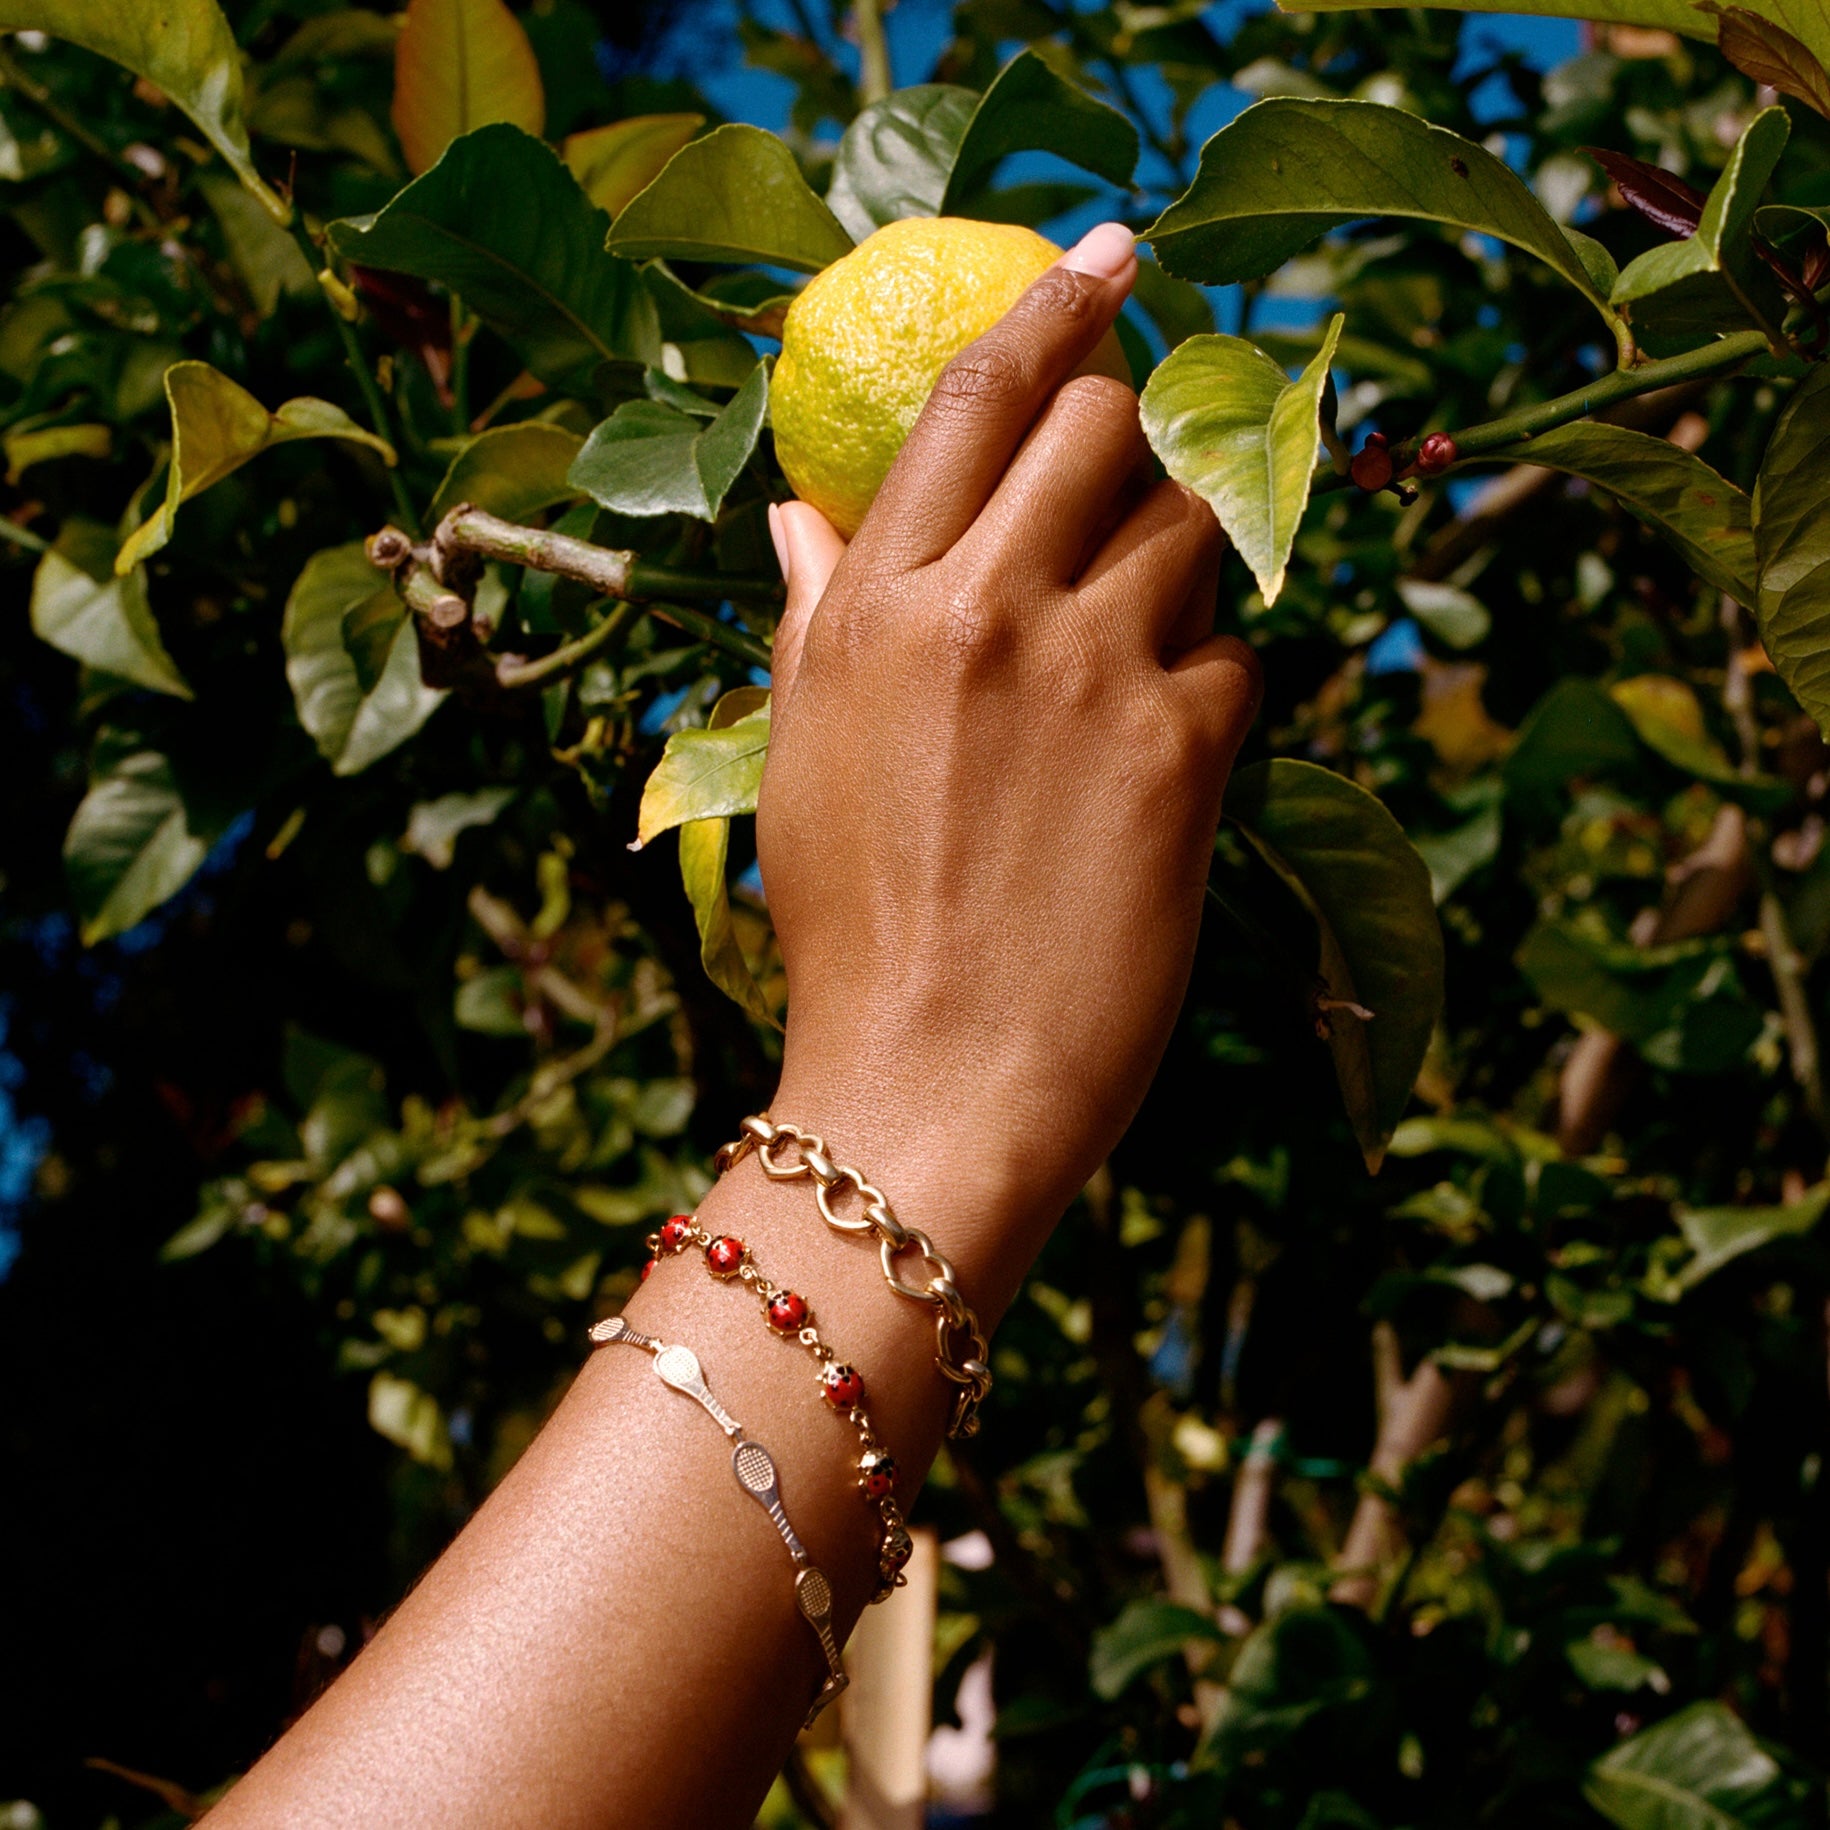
713 1115 993 1439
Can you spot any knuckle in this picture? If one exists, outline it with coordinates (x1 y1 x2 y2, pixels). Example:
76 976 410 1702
929 341 1029 416
1048 373 1143 442
925 577 1016 670
1022 265 1101 329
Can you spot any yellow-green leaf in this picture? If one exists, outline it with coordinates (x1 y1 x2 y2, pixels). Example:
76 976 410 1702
389 0 545 177
637 689 770 846
562 114 703 217
427 421 584 522
1139 315 1343 605
0 0 289 219
679 815 776 1029
4 421 109 482
115 362 395 575
31 523 191 699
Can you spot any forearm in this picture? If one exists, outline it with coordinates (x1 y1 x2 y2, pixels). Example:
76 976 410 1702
203 1100 1037 1830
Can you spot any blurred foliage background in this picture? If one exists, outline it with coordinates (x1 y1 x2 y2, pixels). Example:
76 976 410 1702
2 0 1829 1825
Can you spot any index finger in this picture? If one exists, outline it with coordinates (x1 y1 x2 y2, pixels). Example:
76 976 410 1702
857 221 1138 572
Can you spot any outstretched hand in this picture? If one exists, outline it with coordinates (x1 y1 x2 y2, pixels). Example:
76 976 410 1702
759 221 1260 1312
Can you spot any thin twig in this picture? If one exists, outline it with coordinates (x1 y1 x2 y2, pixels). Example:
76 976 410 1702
853 0 893 104
494 600 636 690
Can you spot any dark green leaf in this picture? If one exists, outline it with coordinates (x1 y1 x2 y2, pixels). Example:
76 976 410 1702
826 84 978 241
1504 678 1642 807
427 421 584 522
1090 1599 1225 1700
1146 99 1620 332
1198 1608 1379 1773
569 358 769 522
1227 759 1445 1170
63 747 232 944
1753 364 1830 738
330 124 661 392
1469 421 1756 605
944 48 1140 205
1139 316 1343 605
607 123 854 272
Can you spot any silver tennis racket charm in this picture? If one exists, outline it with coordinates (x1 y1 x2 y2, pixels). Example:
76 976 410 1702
652 1342 742 1437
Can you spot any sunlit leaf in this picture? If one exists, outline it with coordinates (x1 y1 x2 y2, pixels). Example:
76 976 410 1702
63 746 231 944
115 362 395 574
390 0 543 175
1585 1702 1788 1829
401 786 515 869
1462 421 1756 604
607 123 855 272
283 543 444 776
1753 364 1830 738
1226 758 1445 1170
4 420 109 480
562 113 703 216
31 522 190 698
1652 1183 1830 1295
1146 99 1620 332
1611 108 1789 346
368 1370 453 1469
427 421 584 522
943 47 1140 205
637 689 771 847
1140 316 1343 605
679 814 776 1029
330 124 661 392
0 0 290 219
826 84 977 240
569 359 768 522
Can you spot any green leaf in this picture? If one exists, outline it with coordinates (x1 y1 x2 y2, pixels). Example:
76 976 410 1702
198 172 316 316
401 786 516 869
607 123 854 272
1611 108 1790 347
1145 99 1620 333
1090 1600 1225 1701
1198 1608 1378 1773
561 113 704 217
1469 421 1756 605
63 747 231 944
1504 677 1642 807
1659 1184 1829 1294
427 421 584 522
1139 316 1343 605
368 1370 453 1469
1753 365 1830 739
329 123 661 392
282 543 445 776
3 421 110 481
569 358 769 522
1226 759 1445 1170
31 524 191 698
826 84 978 241
637 693 771 846
1566 1639 1667 1692
1517 920 1763 1072
1609 674 1792 809
115 361 395 574
943 48 1141 206
0 0 290 220
1585 1703 1786 1829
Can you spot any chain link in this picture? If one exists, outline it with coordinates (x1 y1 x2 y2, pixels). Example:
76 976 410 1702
715 1115 993 1437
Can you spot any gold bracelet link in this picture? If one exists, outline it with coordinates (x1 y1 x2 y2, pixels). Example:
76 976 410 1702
717 1115 993 1438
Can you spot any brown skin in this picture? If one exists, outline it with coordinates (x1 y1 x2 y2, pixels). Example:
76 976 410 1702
202 225 1258 1830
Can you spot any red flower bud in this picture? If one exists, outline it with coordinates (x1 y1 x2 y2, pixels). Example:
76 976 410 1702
1351 444 1395 492
1416 432 1459 475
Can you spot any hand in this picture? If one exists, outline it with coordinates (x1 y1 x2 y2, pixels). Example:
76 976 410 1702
760 223 1260 1313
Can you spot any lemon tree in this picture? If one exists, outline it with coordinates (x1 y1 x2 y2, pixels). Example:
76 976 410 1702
6 0 1830 1824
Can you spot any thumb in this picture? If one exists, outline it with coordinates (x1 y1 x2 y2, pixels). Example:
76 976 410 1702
767 499 845 705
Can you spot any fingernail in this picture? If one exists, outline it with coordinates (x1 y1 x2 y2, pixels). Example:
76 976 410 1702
766 502 790 584
1060 222 1135 279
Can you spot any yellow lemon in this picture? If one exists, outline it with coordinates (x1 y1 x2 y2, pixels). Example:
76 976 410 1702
771 217 1132 538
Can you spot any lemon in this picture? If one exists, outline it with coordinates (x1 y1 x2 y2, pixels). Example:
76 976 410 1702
771 217 1132 538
